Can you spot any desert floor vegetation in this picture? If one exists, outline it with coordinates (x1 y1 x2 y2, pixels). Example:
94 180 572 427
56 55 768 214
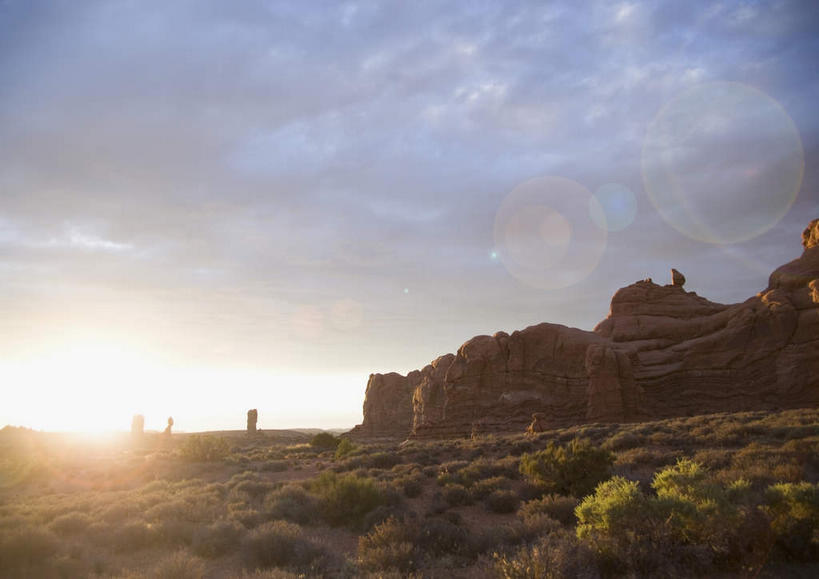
1 408 818 577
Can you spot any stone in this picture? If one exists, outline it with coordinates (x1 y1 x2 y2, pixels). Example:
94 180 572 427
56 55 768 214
526 413 547 435
671 268 686 287
131 414 144 436
164 417 173 436
247 409 258 434
348 219 819 440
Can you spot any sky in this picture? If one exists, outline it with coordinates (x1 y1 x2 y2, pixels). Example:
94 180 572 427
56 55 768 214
1 0 817 432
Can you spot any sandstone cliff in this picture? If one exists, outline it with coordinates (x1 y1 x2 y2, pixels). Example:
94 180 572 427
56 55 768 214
349 219 819 440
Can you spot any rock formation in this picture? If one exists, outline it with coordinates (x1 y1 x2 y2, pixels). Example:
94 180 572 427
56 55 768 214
247 409 258 434
131 414 144 436
348 371 421 438
164 417 174 436
349 219 819 440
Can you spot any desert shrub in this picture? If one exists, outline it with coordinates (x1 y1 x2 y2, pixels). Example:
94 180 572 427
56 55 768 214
493 529 600 579
416 517 469 558
520 438 613 497
153 550 206 579
240 521 326 570
263 484 320 525
519 494 579 526
764 482 819 560
109 521 159 552
233 479 277 503
395 474 424 498
470 476 512 500
49 511 93 535
0 526 59 572
309 432 340 450
180 435 230 462
357 517 416 572
260 460 289 472
577 461 769 574
192 520 245 558
334 438 356 459
311 471 384 527
602 430 642 452
486 490 520 514
442 483 471 506
362 452 401 470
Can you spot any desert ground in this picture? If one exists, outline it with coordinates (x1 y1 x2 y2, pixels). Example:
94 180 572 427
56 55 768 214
1 409 818 578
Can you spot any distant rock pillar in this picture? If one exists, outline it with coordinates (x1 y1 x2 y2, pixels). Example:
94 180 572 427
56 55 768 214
163 416 174 436
671 268 686 287
247 409 258 434
131 414 144 436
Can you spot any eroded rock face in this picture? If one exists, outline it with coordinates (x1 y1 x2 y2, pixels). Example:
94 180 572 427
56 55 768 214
349 220 819 439
348 371 421 439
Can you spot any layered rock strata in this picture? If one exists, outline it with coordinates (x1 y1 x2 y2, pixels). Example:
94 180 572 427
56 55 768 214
349 220 819 440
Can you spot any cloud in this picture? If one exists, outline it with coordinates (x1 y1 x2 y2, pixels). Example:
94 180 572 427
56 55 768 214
0 0 817 382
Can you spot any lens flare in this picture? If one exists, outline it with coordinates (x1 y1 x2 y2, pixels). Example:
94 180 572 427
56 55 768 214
590 183 637 232
642 81 804 244
494 176 607 290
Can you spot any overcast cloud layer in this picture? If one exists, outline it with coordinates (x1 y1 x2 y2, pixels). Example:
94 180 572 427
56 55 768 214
1 0 818 429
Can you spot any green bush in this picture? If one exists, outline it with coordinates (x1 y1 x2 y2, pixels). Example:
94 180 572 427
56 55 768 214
240 521 326 570
357 517 416 572
576 461 770 575
310 432 340 450
180 435 231 462
520 438 613 497
334 438 356 459
764 481 819 560
311 472 384 527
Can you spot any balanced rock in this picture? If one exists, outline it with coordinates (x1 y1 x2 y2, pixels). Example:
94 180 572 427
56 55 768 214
164 417 174 436
131 414 144 436
348 219 819 440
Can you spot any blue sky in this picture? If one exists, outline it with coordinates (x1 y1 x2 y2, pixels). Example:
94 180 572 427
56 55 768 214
1 0 817 431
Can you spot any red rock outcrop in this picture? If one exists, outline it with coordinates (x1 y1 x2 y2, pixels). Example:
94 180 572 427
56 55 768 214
349 219 819 439
348 371 421 439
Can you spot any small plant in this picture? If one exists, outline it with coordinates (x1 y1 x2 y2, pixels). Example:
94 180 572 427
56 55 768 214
485 490 520 514
764 481 819 560
263 484 320 525
310 432 340 450
519 494 579 526
357 517 416 572
335 438 356 458
153 550 206 579
311 471 384 527
520 437 613 497
180 435 230 462
240 521 326 570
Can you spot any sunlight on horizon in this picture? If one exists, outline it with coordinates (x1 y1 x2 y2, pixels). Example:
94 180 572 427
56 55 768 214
0 339 366 433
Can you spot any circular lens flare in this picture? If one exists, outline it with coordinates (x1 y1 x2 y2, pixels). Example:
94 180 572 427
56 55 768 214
590 183 637 232
494 176 607 290
642 82 804 244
